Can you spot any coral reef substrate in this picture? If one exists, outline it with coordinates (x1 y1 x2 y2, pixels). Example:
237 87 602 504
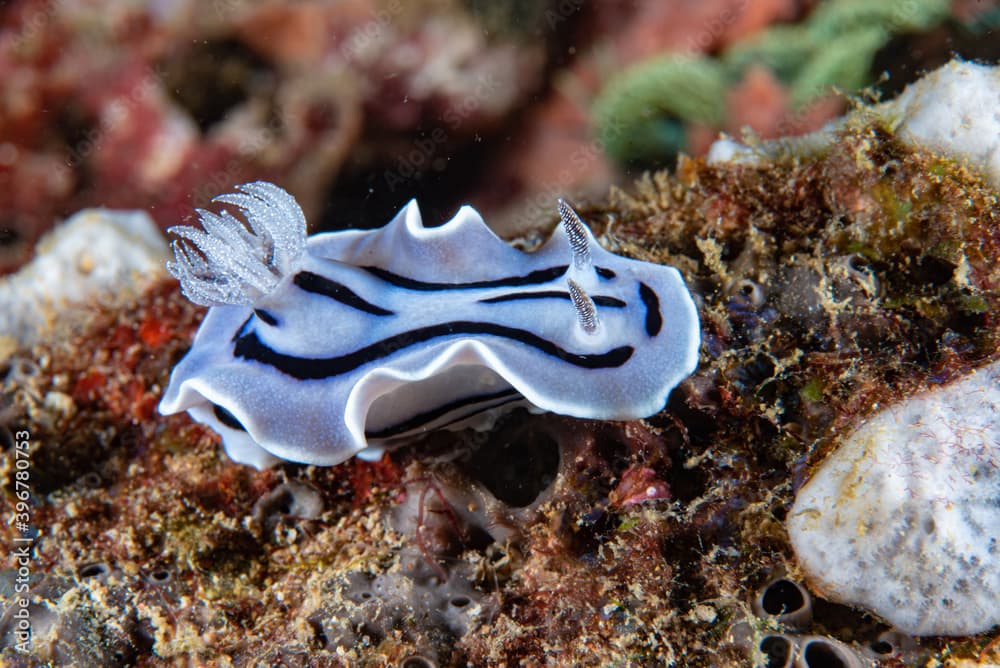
2 96 999 665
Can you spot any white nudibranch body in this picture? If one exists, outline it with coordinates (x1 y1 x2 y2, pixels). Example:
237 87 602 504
158 182 701 468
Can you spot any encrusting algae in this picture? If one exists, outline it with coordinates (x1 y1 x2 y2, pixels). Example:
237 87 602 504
2 76 1000 666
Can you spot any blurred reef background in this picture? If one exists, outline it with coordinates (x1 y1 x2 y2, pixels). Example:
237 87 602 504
2 1 1000 666
3 0 1000 271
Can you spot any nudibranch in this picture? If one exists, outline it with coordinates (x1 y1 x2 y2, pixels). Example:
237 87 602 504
158 182 700 469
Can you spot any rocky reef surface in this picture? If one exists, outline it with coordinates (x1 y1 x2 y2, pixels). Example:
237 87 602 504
1 57 999 666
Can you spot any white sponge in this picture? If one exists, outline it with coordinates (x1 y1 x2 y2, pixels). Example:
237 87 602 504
708 60 1000 191
788 360 1000 636
884 60 1000 188
0 209 168 354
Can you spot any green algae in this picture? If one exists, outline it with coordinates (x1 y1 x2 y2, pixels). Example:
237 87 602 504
593 55 727 164
594 0 952 165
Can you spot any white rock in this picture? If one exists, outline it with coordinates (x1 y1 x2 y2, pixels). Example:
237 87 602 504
705 137 761 165
883 60 1000 188
787 359 1000 636
708 59 1000 190
0 209 169 357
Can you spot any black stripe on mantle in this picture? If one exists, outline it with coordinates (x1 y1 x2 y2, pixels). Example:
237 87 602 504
479 291 626 307
639 282 662 337
362 265 568 291
233 321 634 379
363 265 620 291
293 271 395 316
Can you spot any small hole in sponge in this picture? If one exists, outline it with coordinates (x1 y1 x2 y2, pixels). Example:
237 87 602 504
869 639 893 655
148 567 173 584
272 490 294 515
802 639 850 668
760 635 792 668
252 481 325 534
399 656 436 668
463 414 559 507
450 596 471 608
77 562 110 579
761 579 806 615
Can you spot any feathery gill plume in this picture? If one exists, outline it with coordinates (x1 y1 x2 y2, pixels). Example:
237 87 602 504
166 181 307 306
